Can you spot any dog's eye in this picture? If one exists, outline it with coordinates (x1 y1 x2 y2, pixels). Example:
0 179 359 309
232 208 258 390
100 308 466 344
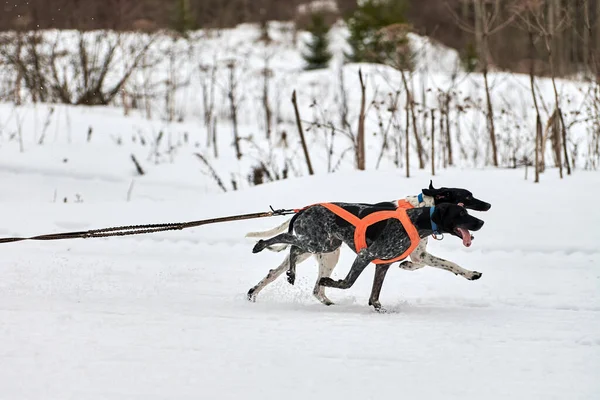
460 211 466 217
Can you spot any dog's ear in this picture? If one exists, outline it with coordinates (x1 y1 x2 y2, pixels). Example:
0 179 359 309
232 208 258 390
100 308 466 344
422 180 437 196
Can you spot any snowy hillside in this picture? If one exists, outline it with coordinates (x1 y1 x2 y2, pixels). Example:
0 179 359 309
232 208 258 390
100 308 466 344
1 22 597 195
0 22 599 399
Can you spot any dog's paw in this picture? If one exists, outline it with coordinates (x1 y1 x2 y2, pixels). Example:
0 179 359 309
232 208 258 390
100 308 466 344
252 240 266 253
286 270 296 285
319 277 334 287
247 288 257 302
467 271 482 280
320 298 334 306
369 300 387 313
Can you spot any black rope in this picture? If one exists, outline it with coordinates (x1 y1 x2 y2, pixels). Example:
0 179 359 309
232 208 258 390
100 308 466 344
0 207 297 244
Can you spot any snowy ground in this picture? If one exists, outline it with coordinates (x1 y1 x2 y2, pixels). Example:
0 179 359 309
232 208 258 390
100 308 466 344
0 159 599 399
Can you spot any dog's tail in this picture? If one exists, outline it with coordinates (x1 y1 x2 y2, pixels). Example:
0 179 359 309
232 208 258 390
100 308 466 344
287 210 303 233
245 218 292 239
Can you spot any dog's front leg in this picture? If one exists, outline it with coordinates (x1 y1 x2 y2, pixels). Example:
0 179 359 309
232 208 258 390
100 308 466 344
368 263 392 312
420 252 482 280
398 238 427 271
319 252 372 290
398 260 426 271
398 240 428 271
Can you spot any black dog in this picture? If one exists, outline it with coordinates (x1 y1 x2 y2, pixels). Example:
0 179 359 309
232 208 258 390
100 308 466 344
252 202 484 311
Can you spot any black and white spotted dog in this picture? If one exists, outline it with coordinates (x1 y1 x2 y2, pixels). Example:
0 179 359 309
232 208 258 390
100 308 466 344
246 182 491 307
251 200 485 310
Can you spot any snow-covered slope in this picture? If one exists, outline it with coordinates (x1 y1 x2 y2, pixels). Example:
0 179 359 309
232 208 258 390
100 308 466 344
1 22 596 190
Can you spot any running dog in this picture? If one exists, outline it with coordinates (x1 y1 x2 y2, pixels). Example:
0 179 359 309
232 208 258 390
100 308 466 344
251 201 485 310
246 182 491 306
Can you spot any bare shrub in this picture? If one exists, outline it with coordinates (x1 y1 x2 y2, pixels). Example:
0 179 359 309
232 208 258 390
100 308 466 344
0 30 157 106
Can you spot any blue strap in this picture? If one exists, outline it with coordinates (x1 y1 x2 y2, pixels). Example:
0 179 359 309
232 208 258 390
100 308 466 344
417 193 423 204
430 207 439 234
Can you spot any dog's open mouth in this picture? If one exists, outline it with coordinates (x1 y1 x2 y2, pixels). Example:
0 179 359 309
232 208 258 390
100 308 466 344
454 227 473 247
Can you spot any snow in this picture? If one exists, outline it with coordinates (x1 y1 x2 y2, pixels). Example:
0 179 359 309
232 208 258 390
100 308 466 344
1 160 599 399
0 23 599 400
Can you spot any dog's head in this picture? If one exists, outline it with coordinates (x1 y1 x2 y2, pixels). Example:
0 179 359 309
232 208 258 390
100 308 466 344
422 180 491 212
432 203 484 247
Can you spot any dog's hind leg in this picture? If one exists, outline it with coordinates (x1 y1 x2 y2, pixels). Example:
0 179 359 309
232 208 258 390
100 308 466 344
252 233 305 254
286 245 307 285
421 253 482 280
368 263 391 312
247 252 312 302
246 218 293 253
312 249 341 306
319 253 371 290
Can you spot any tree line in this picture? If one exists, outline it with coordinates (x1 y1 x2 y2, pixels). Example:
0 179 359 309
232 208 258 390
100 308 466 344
4 0 600 77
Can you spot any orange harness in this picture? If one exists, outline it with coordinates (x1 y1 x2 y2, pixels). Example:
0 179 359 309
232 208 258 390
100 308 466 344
395 199 413 209
316 200 420 265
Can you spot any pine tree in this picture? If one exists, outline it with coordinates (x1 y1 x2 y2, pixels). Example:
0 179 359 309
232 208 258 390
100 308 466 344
172 0 194 34
345 0 409 64
303 13 332 70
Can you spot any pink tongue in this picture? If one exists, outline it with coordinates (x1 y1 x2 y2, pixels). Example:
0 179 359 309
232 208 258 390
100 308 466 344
458 228 472 247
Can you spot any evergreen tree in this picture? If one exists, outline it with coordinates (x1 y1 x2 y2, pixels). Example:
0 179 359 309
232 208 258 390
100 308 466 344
172 0 194 34
303 13 332 70
345 0 409 64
